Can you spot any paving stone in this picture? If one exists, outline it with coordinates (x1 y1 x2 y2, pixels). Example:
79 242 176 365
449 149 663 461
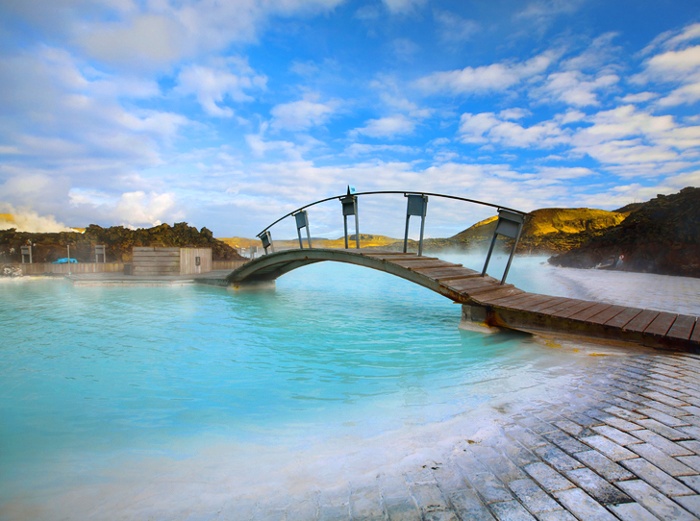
523 462 574 493
682 395 700 408
444 489 495 521
677 455 700 474
490 437 540 468
469 445 528 484
675 495 700 517
564 467 630 505
633 429 695 457
636 418 692 441
568 411 606 428
554 419 585 437
535 510 578 521
621 458 696 497
507 478 561 515
617 479 698 521
679 475 700 494
542 429 590 454
679 425 700 439
409 482 454 518
591 425 643 446
602 405 647 422
597 415 645 432
574 450 636 481
643 399 694 418
487 500 537 521
581 435 639 461
637 407 692 428
641 391 690 407
534 444 584 472
681 405 700 416
680 440 700 455
516 416 558 435
607 501 663 521
467 471 514 505
504 425 549 450
553 488 618 521
630 443 697 476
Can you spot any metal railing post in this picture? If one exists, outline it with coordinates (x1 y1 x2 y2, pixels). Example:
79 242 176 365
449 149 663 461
404 194 428 256
294 210 312 249
481 209 525 284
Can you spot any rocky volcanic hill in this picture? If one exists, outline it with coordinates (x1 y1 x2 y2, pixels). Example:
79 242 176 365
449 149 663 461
0 222 245 264
446 207 629 253
549 187 700 278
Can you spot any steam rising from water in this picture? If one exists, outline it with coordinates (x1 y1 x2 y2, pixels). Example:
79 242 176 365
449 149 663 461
0 203 71 232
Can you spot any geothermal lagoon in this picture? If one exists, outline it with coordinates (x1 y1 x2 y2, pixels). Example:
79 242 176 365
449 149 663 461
1 254 699 519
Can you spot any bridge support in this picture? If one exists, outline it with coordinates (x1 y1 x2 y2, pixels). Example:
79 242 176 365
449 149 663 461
460 303 501 334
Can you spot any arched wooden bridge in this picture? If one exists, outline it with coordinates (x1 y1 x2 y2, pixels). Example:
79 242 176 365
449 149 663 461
227 248 700 352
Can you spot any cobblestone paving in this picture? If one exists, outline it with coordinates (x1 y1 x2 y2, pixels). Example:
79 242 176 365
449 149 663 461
245 351 700 520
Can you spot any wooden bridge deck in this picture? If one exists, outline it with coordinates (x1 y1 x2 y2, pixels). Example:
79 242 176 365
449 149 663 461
228 249 700 352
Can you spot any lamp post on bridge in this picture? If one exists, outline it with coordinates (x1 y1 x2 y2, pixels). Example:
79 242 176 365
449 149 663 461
340 185 360 249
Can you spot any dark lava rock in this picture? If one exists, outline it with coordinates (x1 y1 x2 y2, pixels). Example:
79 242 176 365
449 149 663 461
0 222 245 264
548 187 700 278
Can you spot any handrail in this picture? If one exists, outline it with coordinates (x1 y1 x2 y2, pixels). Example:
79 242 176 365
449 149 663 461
256 190 525 237
254 190 527 284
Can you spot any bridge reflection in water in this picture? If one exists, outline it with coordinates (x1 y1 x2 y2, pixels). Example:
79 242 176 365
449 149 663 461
228 190 700 352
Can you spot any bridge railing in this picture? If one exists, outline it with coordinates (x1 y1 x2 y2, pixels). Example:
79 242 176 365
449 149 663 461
256 188 527 284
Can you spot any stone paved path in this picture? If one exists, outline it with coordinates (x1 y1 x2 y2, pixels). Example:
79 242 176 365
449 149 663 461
241 351 700 521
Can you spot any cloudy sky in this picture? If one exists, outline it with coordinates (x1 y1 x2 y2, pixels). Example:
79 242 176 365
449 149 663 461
1 0 699 238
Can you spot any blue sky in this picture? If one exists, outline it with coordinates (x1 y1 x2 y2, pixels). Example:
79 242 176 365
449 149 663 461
1 0 699 238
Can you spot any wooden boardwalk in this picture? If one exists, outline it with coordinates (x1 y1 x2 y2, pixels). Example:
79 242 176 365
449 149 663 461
228 249 700 352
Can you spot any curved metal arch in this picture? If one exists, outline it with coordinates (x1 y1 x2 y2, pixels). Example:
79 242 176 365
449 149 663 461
226 249 495 303
256 190 526 238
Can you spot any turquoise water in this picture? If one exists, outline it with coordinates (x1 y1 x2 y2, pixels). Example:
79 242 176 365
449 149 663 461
0 256 600 518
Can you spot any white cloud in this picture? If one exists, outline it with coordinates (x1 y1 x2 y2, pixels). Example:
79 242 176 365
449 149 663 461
352 115 416 139
114 191 183 227
540 70 619 107
176 58 266 117
414 52 554 95
635 25 700 107
458 112 565 148
570 105 700 171
271 97 338 131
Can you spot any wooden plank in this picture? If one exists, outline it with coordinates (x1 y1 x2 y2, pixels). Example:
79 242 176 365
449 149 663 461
535 297 587 315
495 293 559 310
666 315 697 341
448 277 504 293
692 320 700 344
605 307 643 329
415 267 477 279
550 300 599 319
644 312 678 337
393 260 452 270
586 305 628 326
523 296 571 313
469 287 525 303
570 303 615 322
478 291 541 306
623 309 660 333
